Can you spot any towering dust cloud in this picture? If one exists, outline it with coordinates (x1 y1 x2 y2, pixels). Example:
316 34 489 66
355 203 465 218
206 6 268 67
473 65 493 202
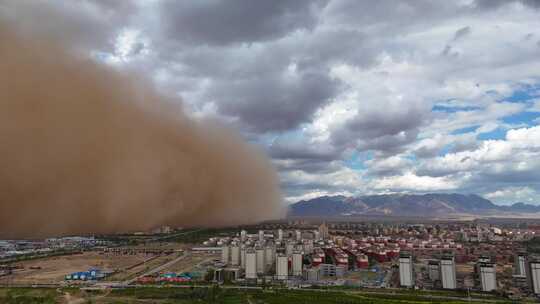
0 25 285 238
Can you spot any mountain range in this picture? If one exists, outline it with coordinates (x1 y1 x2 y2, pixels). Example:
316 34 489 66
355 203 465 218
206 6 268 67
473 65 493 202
289 193 540 218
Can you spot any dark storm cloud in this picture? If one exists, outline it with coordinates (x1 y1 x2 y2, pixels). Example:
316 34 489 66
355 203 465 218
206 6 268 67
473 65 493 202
212 71 339 132
414 146 441 159
0 1 136 52
275 159 343 174
330 105 429 154
160 0 328 46
453 26 471 41
269 137 340 161
269 136 343 174
474 0 540 9
159 28 373 133
325 0 471 32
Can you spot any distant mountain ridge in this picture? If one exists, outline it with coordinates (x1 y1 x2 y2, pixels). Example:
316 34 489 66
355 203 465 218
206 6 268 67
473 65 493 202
289 193 540 217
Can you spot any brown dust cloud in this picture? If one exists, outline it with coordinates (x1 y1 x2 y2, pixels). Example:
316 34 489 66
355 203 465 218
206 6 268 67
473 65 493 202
0 24 285 238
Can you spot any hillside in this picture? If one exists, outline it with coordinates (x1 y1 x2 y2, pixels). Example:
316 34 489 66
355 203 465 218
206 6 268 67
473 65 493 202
289 193 540 217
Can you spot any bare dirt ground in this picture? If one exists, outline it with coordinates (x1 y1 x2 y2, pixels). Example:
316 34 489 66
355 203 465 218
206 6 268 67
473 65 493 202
162 254 213 273
0 251 149 284
106 254 178 281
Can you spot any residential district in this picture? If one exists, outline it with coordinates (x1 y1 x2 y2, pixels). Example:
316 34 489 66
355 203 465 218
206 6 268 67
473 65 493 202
3 220 540 302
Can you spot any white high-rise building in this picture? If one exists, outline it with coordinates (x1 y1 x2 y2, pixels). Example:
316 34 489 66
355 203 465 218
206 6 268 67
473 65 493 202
515 254 527 277
245 250 257 279
259 230 264 242
318 222 329 240
428 260 440 281
292 251 303 276
441 256 457 289
478 256 490 263
265 246 275 266
240 230 247 243
276 254 288 280
221 245 230 264
286 242 294 256
277 229 283 242
399 253 414 287
240 246 246 269
531 261 540 294
295 230 302 241
479 262 497 292
302 240 314 254
230 245 240 266
314 230 320 241
256 247 266 274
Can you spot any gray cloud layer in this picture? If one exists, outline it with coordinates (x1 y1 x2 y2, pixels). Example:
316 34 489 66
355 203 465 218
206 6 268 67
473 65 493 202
3 0 540 204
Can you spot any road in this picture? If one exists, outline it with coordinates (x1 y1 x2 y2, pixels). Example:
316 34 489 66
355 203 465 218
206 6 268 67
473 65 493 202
122 251 190 285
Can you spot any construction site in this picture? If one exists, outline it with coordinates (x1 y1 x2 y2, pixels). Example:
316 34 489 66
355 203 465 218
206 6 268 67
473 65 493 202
0 236 218 287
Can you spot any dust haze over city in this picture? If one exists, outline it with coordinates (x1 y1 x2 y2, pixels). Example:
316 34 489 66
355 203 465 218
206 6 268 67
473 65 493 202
0 20 284 238
2 1 540 303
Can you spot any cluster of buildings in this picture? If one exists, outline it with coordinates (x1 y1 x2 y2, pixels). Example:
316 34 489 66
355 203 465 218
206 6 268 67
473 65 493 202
399 251 540 296
137 272 193 284
194 220 540 299
0 237 100 260
206 223 364 284
65 268 107 281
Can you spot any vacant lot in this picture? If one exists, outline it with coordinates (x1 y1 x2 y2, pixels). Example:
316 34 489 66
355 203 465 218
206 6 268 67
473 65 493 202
0 251 150 284
162 253 218 274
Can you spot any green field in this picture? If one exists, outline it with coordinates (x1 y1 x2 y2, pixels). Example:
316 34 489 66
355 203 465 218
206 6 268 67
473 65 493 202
0 286 525 304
